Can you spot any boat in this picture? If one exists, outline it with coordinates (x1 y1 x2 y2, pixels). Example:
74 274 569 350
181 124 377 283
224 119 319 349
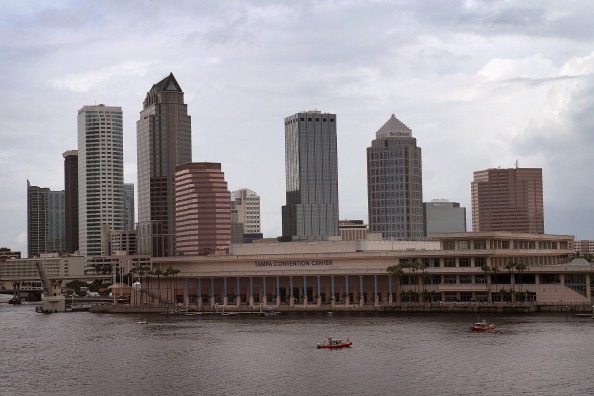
470 319 495 331
259 307 278 317
138 320 148 324
317 337 352 349
8 297 22 305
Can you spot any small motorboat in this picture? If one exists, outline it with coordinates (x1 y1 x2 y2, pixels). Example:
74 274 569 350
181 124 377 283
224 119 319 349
470 319 495 331
138 320 149 324
317 337 352 349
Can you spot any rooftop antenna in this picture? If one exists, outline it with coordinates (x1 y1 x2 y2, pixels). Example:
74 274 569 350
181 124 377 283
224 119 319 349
515 159 519 168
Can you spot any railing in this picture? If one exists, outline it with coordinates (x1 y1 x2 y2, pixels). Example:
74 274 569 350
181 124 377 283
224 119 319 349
137 288 171 305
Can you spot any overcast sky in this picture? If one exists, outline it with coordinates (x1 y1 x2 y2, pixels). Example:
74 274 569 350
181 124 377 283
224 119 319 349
2 0 594 256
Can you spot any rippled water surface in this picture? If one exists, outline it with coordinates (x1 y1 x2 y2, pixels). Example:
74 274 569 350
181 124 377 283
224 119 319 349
1 301 593 396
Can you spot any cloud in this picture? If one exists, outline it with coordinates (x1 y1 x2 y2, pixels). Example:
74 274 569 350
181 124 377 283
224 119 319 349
50 62 153 93
478 54 559 80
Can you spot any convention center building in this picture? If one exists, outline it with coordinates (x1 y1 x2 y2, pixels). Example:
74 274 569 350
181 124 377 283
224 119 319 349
130 232 594 309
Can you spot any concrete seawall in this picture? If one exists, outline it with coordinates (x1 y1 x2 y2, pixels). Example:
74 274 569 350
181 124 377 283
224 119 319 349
90 303 593 314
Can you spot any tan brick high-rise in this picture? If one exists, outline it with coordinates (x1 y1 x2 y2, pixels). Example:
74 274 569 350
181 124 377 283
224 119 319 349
471 167 544 233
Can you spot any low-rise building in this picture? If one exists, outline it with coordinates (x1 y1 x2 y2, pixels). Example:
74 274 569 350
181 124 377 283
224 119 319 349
131 232 587 308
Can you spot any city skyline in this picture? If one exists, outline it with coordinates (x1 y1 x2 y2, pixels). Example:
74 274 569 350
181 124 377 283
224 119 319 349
3 2 594 254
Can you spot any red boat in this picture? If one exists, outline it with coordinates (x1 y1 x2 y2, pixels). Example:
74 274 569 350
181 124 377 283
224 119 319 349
317 337 352 349
470 319 495 331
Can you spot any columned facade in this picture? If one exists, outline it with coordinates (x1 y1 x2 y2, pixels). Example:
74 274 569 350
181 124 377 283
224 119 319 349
124 232 591 309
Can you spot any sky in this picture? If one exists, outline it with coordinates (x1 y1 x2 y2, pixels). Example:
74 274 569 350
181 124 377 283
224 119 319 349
2 0 594 256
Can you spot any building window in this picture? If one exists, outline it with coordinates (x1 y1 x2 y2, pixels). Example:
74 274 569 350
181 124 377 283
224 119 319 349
459 240 469 250
475 274 485 284
444 275 456 284
474 257 486 267
459 258 471 267
460 275 472 284
443 241 455 250
444 258 456 267
473 240 486 249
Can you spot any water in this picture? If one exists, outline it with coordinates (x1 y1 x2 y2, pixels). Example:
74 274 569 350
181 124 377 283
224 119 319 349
1 302 593 396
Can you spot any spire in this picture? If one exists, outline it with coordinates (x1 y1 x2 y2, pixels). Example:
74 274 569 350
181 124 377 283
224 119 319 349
376 114 412 138
143 73 183 109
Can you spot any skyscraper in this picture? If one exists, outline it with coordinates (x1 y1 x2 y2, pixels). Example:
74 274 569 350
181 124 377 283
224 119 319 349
63 150 79 253
367 114 424 240
27 180 65 257
137 73 192 257
77 104 125 257
282 111 339 241
471 167 544 233
175 162 231 256
123 183 135 231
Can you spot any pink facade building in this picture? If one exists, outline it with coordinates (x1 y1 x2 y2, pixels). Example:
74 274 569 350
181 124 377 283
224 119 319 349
472 167 544 234
175 163 231 256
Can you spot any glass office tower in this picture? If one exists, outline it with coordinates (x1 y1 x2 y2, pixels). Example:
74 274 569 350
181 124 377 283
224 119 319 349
282 111 339 241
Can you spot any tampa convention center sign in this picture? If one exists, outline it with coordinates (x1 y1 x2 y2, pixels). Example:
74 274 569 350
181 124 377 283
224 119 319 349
255 260 333 267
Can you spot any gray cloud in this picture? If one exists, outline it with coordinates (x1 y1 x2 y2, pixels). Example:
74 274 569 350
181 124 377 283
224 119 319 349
1 0 594 255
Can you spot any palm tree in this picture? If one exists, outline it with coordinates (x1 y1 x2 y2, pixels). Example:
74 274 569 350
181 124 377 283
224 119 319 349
387 264 404 302
505 261 516 301
170 268 181 303
153 268 163 304
480 264 491 303
515 262 527 296
491 265 500 302
411 261 424 295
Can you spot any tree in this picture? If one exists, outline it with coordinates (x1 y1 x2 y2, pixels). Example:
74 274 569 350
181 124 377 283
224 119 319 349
481 264 491 303
491 265 500 302
153 268 163 304
515 262 527 294
387 264 404 302
505 261 516 299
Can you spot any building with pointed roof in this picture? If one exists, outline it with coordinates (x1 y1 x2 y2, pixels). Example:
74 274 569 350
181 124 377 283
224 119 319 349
137 73 192 257
367 114 424 240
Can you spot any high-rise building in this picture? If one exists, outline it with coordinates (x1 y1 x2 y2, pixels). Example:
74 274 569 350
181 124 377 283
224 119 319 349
63 150 79 253
174 162 231 256
367 114 424 240
47 190 65 254
77 104 125 257
282 111 339 241
231 188 261 242
423 199 467 237
137 73 192 257
471 167 544 233
123 183 135 231
27 180 65 257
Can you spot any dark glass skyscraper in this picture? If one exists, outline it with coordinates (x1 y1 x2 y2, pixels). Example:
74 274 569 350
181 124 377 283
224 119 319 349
367 114 424 240
63 150 79 253
123 183 135 231
137 73 192 257
282 111 339 241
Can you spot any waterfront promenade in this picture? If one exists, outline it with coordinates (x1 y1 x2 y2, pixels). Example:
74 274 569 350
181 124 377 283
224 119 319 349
90 301 593 314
